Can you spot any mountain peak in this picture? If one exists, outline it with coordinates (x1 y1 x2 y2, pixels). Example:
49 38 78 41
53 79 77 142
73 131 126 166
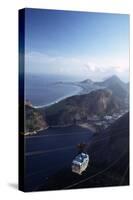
101 75 128 99
80 78 93 84
104 75 122 83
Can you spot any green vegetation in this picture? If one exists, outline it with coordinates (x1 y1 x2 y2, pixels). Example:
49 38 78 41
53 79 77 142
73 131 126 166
25 105 48 134
44 89 125 126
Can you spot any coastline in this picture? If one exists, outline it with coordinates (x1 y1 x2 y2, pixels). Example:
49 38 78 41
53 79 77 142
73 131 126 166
31 84 83 109
24 126 49 136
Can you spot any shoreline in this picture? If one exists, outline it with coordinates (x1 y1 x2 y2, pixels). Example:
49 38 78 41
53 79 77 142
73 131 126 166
24 126 49 136
24 124 95 136
31 84 83 109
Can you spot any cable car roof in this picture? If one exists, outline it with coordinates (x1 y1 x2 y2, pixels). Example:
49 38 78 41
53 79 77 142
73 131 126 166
73 153 89 164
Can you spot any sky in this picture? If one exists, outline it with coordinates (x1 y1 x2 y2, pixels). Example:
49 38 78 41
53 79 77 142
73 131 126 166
25 8 129 82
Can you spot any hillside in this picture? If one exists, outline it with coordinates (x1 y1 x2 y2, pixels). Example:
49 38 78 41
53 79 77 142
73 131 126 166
95 75 128 99
44 89 125 126
25 105 48 134
91 112 129 161
38 113 129 190
89 112 129 185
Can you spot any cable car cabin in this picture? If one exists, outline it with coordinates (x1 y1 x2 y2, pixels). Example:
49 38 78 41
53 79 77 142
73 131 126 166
72 153 89 175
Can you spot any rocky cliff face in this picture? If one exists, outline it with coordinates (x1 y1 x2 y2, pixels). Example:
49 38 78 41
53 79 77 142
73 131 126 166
44 89 125 126
25 105 48 134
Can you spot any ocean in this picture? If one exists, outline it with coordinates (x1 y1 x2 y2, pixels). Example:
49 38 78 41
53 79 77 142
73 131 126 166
25 74 82 107
24 126 93 191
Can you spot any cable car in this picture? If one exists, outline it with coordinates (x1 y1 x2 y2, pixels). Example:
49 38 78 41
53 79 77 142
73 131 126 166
72 153 89 175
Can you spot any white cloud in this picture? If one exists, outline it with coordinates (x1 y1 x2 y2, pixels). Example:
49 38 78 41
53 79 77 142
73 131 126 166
25 51 129 81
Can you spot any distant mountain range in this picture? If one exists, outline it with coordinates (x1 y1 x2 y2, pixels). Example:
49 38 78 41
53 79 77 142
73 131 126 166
80 79 94 85
94 75 128 99
25 75 129 134
59 75 129 101
79 75 128 96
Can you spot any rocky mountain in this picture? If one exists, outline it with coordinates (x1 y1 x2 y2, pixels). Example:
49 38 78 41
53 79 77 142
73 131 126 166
44 89 125 126
80 79 94 85
66 75 129 101
25 105 48 134
95 75 128 99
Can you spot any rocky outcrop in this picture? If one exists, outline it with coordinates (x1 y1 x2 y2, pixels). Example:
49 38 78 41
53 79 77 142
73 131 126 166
44 89 125 126
25 105 48 134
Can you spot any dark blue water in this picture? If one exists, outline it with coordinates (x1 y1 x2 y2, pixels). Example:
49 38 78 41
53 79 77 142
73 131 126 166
24 126 93 191
24 74 93 191
25 74 82 107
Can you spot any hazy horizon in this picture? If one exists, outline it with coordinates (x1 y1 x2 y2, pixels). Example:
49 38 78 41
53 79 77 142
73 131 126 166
25 72 129 84
24 9 129 82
